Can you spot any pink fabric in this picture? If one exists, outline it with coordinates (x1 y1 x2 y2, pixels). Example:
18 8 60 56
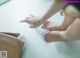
64 0 80 3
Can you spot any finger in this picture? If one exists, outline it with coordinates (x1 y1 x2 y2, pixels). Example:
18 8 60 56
60 10 64 16
20 17 31 22
20 19 30 22
42 25 50 30
43 21 50 28
30 24 36 28
44 35 47 39
29 24 33 28
47 26 58 30
29 24 36 28
20 19 32 24
41 26 46 28
42 25 52 30
45 34 49 41
42 24 47 28
43 21 50 25
41 26 47 29
20 20 26 22
26 17 31 19
30 14 35 17
60 11 64 16
45 33 48 37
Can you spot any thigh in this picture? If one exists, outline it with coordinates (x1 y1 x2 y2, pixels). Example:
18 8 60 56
64 5 80 17
63 18 80 40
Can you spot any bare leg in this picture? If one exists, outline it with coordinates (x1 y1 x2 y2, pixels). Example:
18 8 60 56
43 4 80 31
43 15 75 31
58 15 75 30
63 18 80 40
45 18 80 42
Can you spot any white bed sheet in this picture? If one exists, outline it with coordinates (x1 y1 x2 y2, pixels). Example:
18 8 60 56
18 27 80 58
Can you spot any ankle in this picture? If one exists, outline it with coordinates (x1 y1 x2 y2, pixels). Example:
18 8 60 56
59 25 67 30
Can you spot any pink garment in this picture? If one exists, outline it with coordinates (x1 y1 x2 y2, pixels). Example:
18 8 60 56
64 0 80 3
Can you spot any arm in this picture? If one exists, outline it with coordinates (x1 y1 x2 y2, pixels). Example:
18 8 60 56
21 0 68 28
41 0 68 22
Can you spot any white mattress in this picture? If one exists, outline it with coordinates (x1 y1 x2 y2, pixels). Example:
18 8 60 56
18 26 80 58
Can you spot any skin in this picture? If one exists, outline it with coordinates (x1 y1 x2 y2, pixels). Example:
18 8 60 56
44 5 80 42
21 0 68 28
42 14 76 31
42 4 79 31
20 0 80 42
45 18 80 42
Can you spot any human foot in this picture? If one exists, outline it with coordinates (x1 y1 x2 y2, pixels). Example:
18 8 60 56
42 21 67 31
45 31 65 42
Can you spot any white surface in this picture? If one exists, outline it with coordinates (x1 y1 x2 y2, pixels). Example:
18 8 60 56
0 0 63 32
1 0 80 58
19 28 80 58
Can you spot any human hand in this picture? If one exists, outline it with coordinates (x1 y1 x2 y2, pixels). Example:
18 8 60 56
20 15 42 28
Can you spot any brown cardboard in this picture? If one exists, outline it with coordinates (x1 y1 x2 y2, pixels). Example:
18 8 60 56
0 33 24 58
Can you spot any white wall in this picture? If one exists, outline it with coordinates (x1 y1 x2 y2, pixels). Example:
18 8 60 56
0 0 63 32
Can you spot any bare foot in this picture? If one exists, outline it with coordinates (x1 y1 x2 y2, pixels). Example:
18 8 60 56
45 31 65 42
42 21 67 31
